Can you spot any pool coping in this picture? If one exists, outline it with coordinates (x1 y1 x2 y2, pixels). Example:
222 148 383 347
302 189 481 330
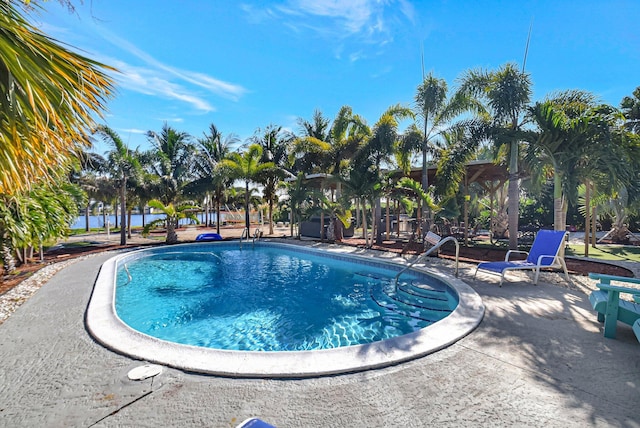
86 240 485 378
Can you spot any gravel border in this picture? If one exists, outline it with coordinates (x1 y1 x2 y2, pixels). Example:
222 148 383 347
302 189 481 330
0 255 92 325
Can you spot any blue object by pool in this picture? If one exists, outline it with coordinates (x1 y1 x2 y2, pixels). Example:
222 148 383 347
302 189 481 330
195 232 223 241
237 418 275 428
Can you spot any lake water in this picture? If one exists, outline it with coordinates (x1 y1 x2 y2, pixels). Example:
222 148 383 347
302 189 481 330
71 211 251 229
70 212 233 230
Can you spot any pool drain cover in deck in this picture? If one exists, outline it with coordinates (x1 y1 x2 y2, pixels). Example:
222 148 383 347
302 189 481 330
127 364 163 380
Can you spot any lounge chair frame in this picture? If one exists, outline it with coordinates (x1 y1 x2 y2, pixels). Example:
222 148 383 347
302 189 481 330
474 230 570 287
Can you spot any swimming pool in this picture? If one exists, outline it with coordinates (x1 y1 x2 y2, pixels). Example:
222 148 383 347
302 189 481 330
87 241 484 377
116 245 456 351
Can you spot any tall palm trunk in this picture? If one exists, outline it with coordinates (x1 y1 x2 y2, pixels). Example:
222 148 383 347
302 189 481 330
361 198 369 246
215 197 221 235
166 220 178 244
553 165 565 231
102 202 107 230
127 208 133 239
421 142 429 231
268 199 274 235
244 180 251 234
584 181 591 257
507 140 519 249
119 177 127 245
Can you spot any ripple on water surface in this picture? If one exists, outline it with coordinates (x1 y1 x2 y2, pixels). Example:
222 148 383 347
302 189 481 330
115 246 454 351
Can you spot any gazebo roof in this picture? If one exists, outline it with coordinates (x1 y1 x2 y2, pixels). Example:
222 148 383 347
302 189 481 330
288 160 508 191
403 159 508 187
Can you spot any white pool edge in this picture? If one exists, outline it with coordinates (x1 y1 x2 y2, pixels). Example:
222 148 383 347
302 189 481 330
86 241 485 378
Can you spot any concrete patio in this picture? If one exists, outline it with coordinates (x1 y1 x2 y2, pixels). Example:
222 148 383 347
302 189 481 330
0 243 638 427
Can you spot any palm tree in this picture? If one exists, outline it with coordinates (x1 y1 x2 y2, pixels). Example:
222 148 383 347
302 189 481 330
527 92 632 232
292 107 370 176
336 160 379 246
413 73 476 223
71 149 107 231
285 173 311 238
358 105 413 243
221 144 275 234
142 199 199 244
252 125 294 234
0 1 114 195
291 110 331 174
146 123 194 205
93 125 140 245
458 63 532 249
396 177 439 219
620 86 640 133
187 123 238 234
304 192 352 242
325 106 370 175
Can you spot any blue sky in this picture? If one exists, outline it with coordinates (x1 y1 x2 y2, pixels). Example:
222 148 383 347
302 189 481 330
33 0 640 154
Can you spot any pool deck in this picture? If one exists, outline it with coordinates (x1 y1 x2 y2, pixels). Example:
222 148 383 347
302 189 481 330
1 240 639 427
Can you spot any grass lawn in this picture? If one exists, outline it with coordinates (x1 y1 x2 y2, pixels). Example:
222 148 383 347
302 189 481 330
566 244 640 263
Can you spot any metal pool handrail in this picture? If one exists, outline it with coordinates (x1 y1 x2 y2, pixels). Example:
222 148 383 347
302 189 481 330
239 227 262 248
394 236 460 289
240 227 249 248
253 228 262 245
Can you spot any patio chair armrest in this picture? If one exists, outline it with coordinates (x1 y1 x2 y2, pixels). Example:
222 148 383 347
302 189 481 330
505 250 528 261
535 254 559 266
594 282 640 296
589 273 640 297
589 273 640 286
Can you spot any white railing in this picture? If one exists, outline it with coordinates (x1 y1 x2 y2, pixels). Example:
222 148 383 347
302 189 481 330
240 227 262 248
240 227 249 248
394 236 460 289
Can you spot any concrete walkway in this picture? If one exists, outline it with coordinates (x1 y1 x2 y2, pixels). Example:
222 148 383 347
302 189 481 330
0 244 639 427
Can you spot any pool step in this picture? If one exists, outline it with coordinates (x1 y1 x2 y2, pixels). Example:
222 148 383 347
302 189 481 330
353 271 393 282
369 284 451 323
384 283 455 313
395 283 458 310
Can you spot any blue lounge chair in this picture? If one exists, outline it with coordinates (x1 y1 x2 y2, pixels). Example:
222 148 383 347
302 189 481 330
588 273 640 339
474 230 570 286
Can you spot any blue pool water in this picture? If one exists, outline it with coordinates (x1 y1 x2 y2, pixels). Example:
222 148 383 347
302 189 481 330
115 243 459 352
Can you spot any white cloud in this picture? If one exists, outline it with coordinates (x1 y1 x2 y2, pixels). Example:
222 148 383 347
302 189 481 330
240 3 279 23
349 51 364 62
289 0 373 34
108 60 215 112
119 128 147 135
252 0 414 62
94 27 247 111
398 0 416 24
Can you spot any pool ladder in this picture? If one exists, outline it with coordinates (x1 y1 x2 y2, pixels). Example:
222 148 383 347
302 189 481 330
394 236 459 290
240 227 262 248
123 263 132 284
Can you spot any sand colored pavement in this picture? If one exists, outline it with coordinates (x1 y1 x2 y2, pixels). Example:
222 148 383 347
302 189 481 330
0 239 639 427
